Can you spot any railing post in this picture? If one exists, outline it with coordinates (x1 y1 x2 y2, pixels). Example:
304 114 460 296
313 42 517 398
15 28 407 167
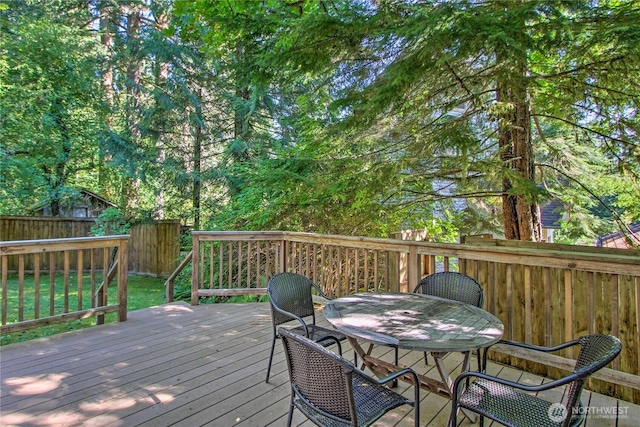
118 237 128 322
279 238 286 273
96 286 105 325
191 233 200 305
407 245 419 293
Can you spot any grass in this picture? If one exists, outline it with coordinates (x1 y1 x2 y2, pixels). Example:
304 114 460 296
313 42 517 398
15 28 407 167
1 274 166 346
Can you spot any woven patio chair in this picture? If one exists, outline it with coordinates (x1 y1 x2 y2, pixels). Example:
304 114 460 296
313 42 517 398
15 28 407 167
413 271 485 370
449 334 622 427
280 327 420 427
265 272 348 383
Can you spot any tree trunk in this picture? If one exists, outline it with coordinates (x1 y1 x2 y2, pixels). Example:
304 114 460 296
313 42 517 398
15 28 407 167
99 12 113 106
193 88 203 230
124 8 142 212
193 119 202 230
496 75 541 241
153 9 170 219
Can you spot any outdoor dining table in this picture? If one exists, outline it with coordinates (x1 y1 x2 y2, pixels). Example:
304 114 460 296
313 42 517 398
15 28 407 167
323 292 504 399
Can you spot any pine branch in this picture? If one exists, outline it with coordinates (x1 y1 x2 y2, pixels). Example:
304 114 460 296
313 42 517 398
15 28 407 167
538 162 635 240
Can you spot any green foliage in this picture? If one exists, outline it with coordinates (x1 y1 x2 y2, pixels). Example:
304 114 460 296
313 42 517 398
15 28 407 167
0 2 106 215
2 0 637 245
91 207 130 236
187 0 640 241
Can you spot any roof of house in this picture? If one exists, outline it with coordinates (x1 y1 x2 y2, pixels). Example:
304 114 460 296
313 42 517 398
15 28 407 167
596 222 640 249
77 189 117 207
540 199 564 229
31 188 117 213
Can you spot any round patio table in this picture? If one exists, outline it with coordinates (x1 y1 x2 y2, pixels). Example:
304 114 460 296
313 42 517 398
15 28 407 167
323 292 504 398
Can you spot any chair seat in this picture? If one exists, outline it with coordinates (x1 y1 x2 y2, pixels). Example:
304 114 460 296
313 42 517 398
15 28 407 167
458 379 576 427
294 372 413 427
286 324 347 345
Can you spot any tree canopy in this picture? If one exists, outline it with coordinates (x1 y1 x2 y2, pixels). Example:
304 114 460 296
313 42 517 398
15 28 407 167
1 0 638 244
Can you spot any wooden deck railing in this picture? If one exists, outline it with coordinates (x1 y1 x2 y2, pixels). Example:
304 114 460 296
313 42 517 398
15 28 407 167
179 230 640 402
0 236 129 334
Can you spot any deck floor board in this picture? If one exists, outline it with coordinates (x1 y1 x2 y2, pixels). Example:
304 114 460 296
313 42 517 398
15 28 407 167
1 301 636 426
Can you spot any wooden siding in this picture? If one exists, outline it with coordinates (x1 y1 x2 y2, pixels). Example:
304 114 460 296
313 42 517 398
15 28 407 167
2 302 638 427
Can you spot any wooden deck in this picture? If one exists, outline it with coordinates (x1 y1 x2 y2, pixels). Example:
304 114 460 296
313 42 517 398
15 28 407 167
1 302 638 427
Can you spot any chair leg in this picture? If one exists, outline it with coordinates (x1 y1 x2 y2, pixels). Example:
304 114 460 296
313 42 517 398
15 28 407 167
448 404 458 427
265 336 276 383
286 393 295 427
393 346 399 387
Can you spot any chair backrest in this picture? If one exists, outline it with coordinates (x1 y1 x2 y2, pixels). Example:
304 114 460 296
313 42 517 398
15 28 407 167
413 271 484 307
279 327 356 424
267 272 318 326
563 334 622 425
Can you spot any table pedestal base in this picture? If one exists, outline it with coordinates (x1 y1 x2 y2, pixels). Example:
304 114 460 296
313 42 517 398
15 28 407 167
350 338 479 423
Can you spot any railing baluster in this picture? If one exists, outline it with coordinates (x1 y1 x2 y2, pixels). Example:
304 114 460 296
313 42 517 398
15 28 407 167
49 252 55 316
18 254 24 321
524 265 532 344
218 241 223 290
91 248 96 308
34 253 40 319
63 251 70 313
1 255 7 325
77 250 83 311
102 247 109 306
611 273 620 370
505 263 513 341
563 268 573 358
542 266 551 346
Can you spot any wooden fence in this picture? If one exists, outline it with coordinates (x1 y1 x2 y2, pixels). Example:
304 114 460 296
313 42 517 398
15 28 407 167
0 236 129 334
177 230 640 403
128 220 181 277
0 216 180 277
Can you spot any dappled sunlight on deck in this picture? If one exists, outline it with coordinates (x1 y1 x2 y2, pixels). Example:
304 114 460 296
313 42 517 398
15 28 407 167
4 373 68 396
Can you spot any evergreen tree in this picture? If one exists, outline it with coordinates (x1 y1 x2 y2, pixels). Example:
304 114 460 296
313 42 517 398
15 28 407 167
0 0 106 215
181 0 639 240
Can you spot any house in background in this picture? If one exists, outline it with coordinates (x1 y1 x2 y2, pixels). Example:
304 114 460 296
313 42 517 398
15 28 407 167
596 222 640 249
540 198 565 243
32 189 117 218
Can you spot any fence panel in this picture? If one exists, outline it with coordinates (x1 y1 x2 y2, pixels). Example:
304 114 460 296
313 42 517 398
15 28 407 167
128 220 181 277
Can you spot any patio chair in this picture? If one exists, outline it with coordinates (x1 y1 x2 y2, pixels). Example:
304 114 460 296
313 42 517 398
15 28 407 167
413 271 485 370
413 271 484 307
449 334 622 427
279 327 421 427
265 272 348 383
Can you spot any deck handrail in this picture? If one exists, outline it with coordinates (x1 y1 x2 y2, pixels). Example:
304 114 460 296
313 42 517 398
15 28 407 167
164 250 192 301
183 230 640 402
1 235 129 334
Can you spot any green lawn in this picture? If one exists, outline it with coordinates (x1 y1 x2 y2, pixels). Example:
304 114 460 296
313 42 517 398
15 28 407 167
1 274 166 346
